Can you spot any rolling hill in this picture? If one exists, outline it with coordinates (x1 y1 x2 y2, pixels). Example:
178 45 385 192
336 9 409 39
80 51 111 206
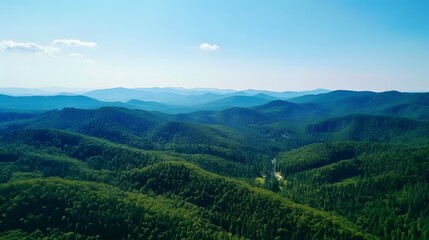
83 87 186 103
199 95 276 110
277 141 429 239
0 128 373 239
0 89 428 239
0 94 125 112
289 90 429 120
4 90 429 121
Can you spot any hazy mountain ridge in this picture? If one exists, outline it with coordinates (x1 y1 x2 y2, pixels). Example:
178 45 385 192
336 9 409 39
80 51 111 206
1 88 428 240
82 87 331 103
289 90 429 120
1 91 428 239
0 88 329 113
0 94 128 112
2 89 429 121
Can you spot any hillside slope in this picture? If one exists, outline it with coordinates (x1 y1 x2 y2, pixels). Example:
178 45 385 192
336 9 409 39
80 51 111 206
0 128 372 239
289 90 429 120
277 141 429 239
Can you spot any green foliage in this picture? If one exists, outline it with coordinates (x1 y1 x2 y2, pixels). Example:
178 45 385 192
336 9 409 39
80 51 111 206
277 141 429 239
0 178 237 239
0 128 373 239
0 103 428 239
289 90 429 120
130 161 372 240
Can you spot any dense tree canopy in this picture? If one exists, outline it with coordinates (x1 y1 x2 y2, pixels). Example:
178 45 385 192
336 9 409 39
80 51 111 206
0 105 428 239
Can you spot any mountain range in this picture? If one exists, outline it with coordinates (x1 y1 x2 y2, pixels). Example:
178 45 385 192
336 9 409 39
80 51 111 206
1 88 428 239
2 89 429 121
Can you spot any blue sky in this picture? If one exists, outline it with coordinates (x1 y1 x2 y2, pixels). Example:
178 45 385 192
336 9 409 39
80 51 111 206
0 0 428 91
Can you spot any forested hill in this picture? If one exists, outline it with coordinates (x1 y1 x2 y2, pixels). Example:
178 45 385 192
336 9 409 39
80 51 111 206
277 142 429 239
0 128 372 239
0 94 126 111
1 90 429 120
0 90 428 239
288 90 429 120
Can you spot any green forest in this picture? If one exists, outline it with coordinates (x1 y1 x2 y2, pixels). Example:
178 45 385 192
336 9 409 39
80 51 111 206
1 90 429 239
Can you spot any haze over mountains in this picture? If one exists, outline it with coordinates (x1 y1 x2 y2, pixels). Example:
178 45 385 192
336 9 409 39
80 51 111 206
2 0 428 238
1 87 429 239
1 88 429 121
0 87 329 112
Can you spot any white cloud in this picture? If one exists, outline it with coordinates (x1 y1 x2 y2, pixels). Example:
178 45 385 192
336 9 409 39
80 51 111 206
1 39 97 62
52 39 98 48
0 40 59 54
199 43 219 51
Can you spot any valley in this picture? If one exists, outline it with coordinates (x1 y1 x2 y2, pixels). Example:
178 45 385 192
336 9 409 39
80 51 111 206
0 88 428 239
2 1 428 238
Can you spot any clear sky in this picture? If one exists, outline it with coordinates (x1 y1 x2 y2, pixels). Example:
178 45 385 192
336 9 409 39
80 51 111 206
0 0 428 91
